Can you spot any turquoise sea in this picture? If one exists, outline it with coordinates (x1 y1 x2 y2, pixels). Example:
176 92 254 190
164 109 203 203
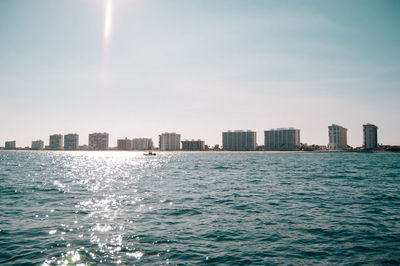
0 151 399 265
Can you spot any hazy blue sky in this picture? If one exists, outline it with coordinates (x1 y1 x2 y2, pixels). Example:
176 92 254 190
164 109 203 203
1 0 399 147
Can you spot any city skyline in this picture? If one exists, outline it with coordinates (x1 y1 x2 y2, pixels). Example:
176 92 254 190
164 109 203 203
1 0 399 147
0 122 383 150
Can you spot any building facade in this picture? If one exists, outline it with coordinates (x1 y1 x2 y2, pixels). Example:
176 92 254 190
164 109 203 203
49 134 63 150
5 141 16 149
328 124 347 150
264 128 300 151
89 132 109 150
363 123 378 150
159 133 181 151
64 133 79 150
31 140 44 150
132 138 154 150
222 130 256 151
181 140 205 151
117 138 132 150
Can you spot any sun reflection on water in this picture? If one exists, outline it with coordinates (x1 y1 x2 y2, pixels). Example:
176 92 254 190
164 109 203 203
39 151 175 264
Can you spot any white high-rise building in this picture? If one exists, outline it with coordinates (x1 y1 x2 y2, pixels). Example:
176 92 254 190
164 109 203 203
31 140 44 150
363 123 378 150
64 133 79 150
328 124 347 150
264 128 300 151
222 130 256 151
89 133 109 150
132 138 154 150
49 134 63 150
159 133 181 151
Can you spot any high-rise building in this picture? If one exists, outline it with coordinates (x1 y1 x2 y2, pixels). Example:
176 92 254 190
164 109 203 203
5 141 16 149
89 132 109 150
363 123 378 150
31 140 44 150
117 138 132 150
328 124 347 150
64 133 79 150
159 133 181 151
264 128 300 151
222 130 256 151
132 138 154 150
181 140 205 151
49 134 63 150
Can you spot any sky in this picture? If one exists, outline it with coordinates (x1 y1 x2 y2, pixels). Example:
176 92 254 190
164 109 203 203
0 0 399 148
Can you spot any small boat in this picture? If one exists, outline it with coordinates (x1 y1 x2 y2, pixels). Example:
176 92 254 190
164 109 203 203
144 151 156 156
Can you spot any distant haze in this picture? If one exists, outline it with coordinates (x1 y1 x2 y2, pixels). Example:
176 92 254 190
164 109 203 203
1 0 399 147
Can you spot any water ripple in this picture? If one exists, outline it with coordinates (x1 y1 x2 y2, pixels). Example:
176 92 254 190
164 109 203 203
0 151 399 264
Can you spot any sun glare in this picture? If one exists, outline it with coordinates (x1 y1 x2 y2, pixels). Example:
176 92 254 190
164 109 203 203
104 0 112 41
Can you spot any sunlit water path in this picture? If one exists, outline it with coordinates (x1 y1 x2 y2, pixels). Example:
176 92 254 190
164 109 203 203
1 151 399 264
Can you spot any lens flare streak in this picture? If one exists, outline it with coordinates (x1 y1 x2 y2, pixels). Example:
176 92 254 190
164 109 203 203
104 0 112 42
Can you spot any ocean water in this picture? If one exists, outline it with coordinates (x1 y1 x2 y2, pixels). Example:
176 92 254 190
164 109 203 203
0 151 399 265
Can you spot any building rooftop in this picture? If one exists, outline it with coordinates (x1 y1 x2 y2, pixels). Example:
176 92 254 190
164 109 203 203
225 130 255 132
267 128 298 131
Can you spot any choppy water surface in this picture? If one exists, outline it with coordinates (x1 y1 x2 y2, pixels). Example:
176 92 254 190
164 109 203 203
0 151 399 265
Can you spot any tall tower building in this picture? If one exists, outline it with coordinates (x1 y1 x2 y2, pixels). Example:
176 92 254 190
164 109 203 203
117 138 132 150
89 133 109 150
328 124 347 150
159 133 181 151
64 133 79 150
31 140 44 150
222 130 256 151
49 134 63 150
132 138 154 150
363 123 378 150
5 141 16 150
264 128 300 151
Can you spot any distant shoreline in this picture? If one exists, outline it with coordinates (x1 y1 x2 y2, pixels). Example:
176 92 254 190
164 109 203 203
0 149 398 154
